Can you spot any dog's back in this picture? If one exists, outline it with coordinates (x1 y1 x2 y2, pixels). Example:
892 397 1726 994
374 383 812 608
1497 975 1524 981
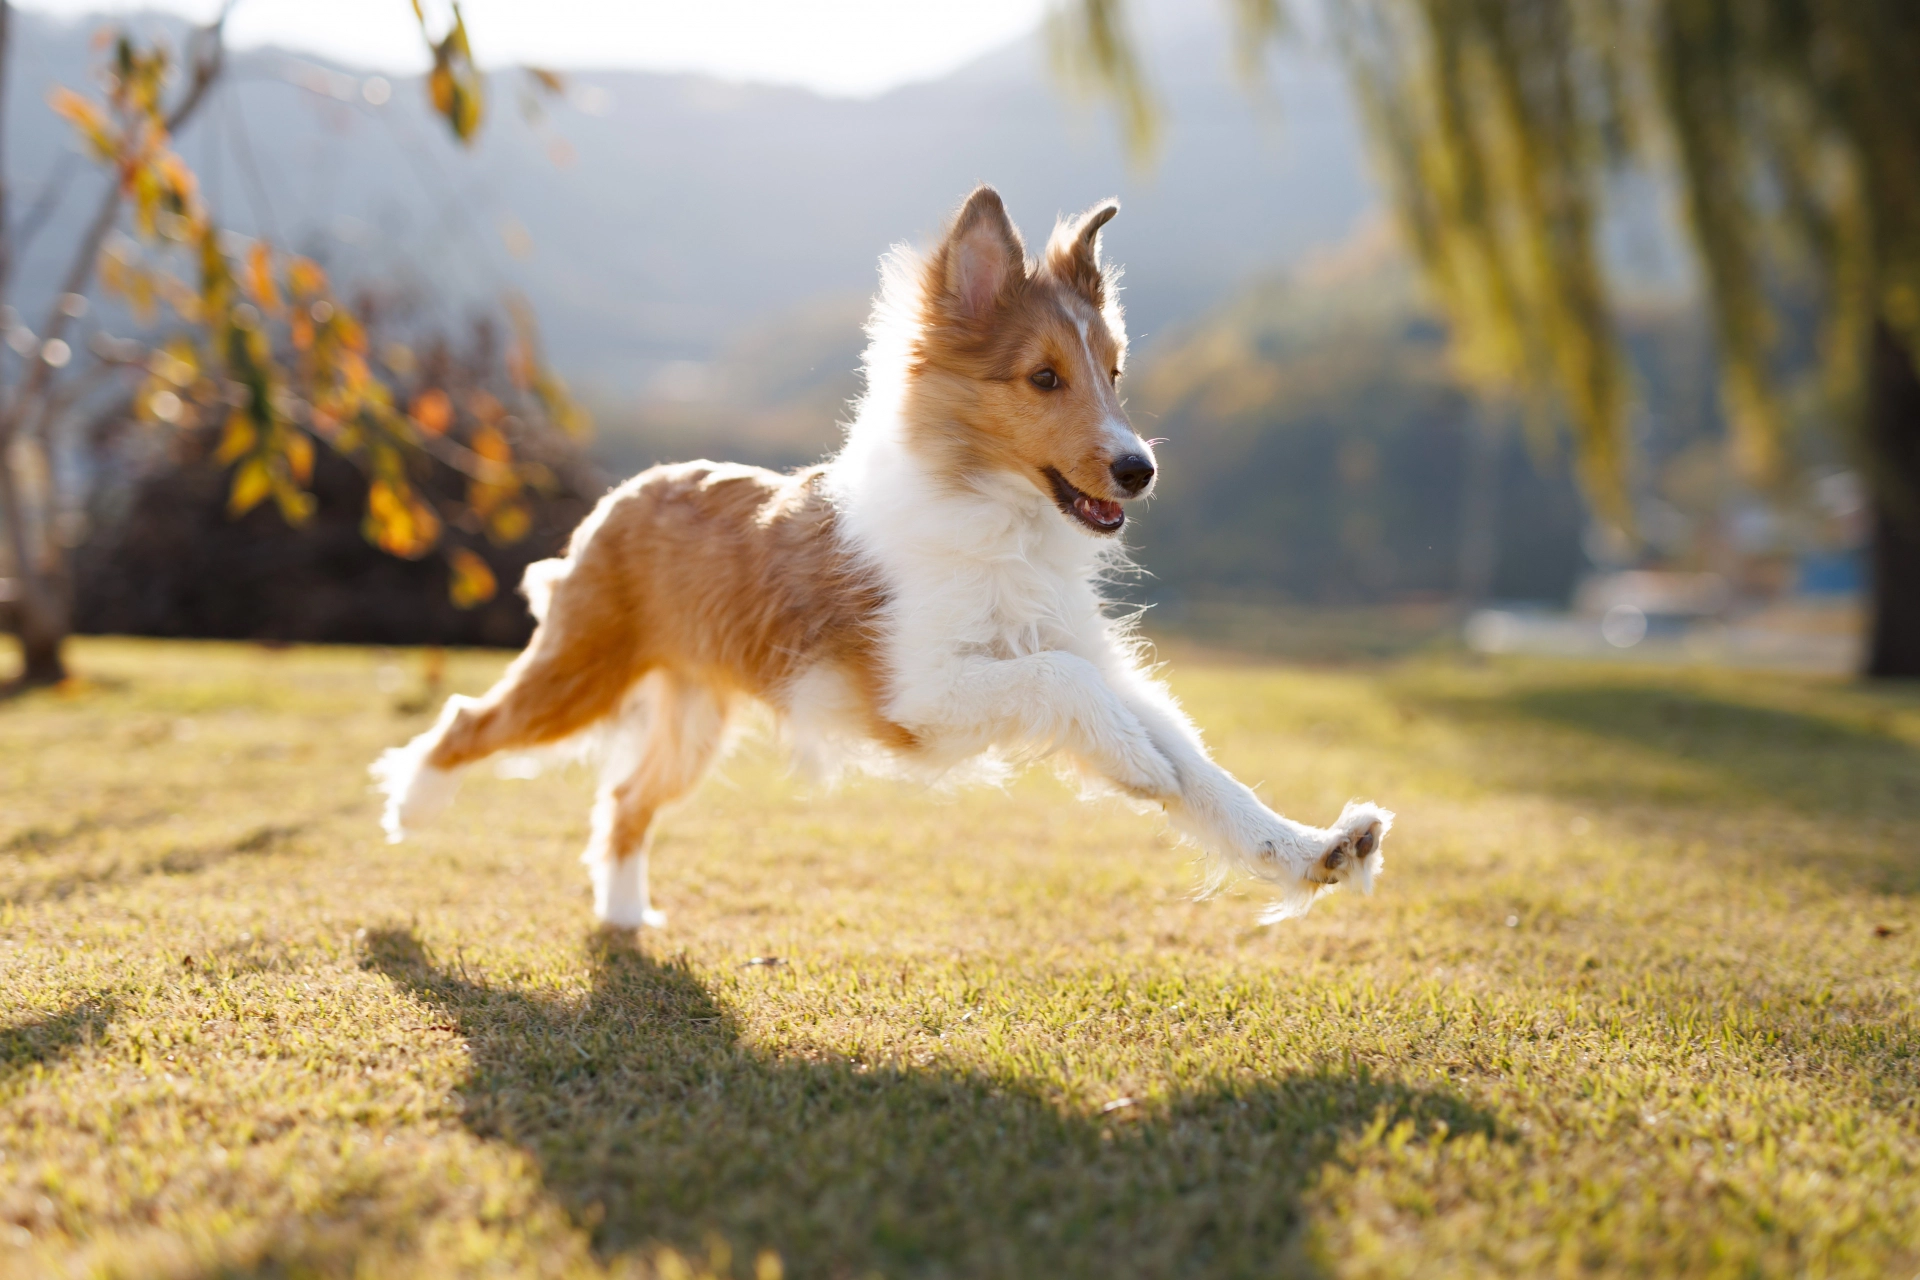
536 462 868 694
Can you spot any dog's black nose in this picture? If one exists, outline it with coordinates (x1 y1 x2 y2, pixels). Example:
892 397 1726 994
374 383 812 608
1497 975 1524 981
1110 454 1155 496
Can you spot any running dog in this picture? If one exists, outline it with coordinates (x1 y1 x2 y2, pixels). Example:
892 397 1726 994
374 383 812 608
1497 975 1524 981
373 186 1391 927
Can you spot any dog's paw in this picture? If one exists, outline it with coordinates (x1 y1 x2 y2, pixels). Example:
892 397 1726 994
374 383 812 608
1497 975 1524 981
589 852 667 930
1306 801 1391 892
1255 801 1392 923
597 903 668 931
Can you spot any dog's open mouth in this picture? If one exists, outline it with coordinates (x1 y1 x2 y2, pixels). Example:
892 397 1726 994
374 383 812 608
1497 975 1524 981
1043 467 1126 534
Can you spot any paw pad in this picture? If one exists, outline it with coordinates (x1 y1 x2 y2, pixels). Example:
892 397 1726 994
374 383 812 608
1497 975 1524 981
1312 820 1384 885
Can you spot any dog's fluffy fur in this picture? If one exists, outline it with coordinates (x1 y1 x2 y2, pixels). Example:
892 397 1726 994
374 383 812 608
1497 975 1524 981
373 187 1391 928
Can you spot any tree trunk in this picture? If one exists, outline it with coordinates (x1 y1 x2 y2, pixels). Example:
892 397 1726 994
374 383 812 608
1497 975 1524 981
1866 321 1920 678
0 448 68 687
14 584 68 685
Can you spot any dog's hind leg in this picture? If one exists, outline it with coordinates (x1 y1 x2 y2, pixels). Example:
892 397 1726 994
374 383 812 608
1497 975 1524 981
585 671 731 928
373 559 645 842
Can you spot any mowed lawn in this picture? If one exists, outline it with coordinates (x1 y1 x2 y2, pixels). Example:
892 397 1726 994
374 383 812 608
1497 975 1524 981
2 639 1918 1279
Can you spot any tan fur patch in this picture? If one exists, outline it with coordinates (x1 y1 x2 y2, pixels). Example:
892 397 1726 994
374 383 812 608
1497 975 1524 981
424 463 912 772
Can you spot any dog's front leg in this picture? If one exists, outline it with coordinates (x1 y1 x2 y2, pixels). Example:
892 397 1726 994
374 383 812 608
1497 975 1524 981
1101 666 1391 915
911 652 1180 797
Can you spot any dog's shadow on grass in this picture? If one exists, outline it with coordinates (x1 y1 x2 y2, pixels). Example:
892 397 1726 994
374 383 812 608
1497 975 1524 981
0 998 116 1087
366 928 1497 1279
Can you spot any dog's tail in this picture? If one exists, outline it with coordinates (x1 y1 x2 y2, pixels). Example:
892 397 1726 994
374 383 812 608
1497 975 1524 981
372 551 643 843
372 697 474 843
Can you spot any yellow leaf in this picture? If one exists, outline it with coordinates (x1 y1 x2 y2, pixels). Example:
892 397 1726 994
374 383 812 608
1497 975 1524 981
406 499 444 557
486 502 531 545
333 311 367 353
156 152 198 211
273 480 317 525
151 340 198 385
448 547 497 608
339 351 371 393
215 412 256 464
287 257 327 298
228 458 272 516
130 167 160 235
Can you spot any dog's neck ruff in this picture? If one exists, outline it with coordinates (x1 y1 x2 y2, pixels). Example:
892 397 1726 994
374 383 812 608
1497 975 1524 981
826 407 1122 663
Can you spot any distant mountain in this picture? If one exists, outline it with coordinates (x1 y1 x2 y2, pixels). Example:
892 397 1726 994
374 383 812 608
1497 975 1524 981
5 4 1376 409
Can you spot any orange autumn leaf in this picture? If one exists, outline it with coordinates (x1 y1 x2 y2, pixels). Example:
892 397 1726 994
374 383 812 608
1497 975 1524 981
471 423 511 465
410 388 453 436
283 431 314 485
244 241 280 313
364 480 440 559
287 256 327 298
49 86 115 159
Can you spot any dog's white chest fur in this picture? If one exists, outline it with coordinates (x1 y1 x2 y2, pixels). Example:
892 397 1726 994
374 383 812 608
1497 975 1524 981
785 422 1114 776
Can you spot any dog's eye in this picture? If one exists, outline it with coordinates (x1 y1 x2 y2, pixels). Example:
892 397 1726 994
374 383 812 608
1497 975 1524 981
1029 368 1060 391
1111 368 1122 383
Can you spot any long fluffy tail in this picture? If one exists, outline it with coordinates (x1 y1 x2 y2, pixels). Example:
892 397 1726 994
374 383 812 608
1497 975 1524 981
369 697 473 843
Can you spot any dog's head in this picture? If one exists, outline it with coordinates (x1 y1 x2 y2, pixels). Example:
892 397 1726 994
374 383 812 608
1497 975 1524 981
902 186 1154 536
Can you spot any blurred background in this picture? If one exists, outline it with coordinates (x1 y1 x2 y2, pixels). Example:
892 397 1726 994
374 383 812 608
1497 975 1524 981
0 0 1911 679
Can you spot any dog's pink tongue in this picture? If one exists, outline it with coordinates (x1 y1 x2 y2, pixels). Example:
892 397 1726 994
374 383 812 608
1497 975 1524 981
1076 496 1125 527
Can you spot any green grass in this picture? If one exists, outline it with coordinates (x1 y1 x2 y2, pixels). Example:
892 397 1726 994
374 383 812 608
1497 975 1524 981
3 638 1919 1279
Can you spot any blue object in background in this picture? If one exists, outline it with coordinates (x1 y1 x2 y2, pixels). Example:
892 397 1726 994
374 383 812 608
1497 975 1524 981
1796 550 1864 596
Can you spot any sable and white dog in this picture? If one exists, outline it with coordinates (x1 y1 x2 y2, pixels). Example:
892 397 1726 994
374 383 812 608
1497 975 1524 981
373 187 1391 927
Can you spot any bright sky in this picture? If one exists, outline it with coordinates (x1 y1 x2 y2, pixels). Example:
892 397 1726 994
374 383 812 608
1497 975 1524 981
19 0 1054 97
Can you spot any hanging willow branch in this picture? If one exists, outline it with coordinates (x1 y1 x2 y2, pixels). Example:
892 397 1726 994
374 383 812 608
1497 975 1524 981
1056 0 1920 527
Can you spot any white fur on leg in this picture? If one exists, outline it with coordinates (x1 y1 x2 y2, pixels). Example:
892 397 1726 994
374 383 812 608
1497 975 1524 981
1098 668 1393 923
590 850 666 929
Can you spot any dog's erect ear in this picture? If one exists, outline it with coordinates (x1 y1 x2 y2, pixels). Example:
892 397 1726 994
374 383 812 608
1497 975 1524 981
935 186 1026 322
1046 199 1119 305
